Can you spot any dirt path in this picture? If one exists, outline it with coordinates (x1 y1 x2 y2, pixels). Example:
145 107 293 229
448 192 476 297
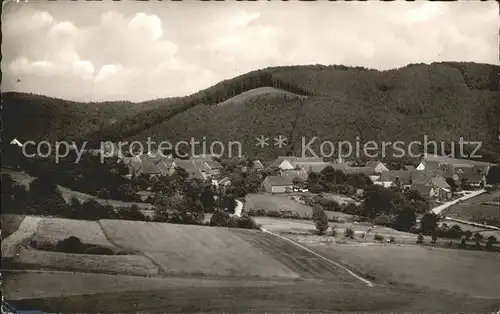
2 216 41 259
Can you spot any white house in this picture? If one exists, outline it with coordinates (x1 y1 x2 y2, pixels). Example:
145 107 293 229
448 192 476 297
262 176 294 194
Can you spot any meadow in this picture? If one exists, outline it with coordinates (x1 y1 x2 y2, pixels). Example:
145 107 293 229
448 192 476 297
245 193 348 221
299 240 500 298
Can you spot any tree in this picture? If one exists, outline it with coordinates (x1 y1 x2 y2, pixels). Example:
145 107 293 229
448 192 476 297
486 235 497 250
486 165 500 185
394 204 417 232
420 212 439 235
312 206 329 235
292 176 303 190
117 205 147 221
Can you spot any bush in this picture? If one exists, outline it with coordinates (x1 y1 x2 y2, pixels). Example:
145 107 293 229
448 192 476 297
344 228 355 239
331 226 337 237
236 215 259 230
83 245 115 255
210 210 231 227
55 236 84 254
373 214 396 227
389 236 396 243
374 234 384 241
416 233 424 244
266 210 282 218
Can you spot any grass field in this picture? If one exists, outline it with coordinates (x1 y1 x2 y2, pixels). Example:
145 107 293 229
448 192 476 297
2 216 42 259
32 218 117 248
443 190 500 222
245 193 346 220
2 214 26 238
297 239 500 298
5 271 500 313
16 246 159 276
100 219 302 278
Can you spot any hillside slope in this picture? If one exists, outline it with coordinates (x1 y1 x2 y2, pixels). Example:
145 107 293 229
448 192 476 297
127 62 500 160
3 62 499 160
1 92 177 142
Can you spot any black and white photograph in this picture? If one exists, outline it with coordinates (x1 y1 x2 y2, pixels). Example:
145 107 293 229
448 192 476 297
1 0 500 313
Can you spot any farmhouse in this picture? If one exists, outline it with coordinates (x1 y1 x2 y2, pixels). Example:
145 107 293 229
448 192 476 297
262 176 294 194
281 169 308 182
376 170 413 188
271 156 324 170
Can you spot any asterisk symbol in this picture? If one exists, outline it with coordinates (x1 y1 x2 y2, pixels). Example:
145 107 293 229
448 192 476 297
274 135 287 148
255 135 269 149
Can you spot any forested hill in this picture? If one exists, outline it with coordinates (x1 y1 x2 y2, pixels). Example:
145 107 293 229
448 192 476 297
2 62 499 161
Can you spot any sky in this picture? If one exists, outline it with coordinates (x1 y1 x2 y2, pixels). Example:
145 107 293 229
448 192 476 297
2 0 499 102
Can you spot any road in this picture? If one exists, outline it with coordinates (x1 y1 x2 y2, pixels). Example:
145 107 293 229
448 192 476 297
431 189 486 215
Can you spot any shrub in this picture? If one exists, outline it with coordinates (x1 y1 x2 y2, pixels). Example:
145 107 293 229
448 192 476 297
374 234 384 241
460 236 466 247
389 236 396 243
210 210 231 227
344 228 355 239
331 226 337 237
373 214 396 227
55 236 84 254
236 215 259 230
266 210 282 218
416 233 424 244
431 234 438 244
83 246 114 255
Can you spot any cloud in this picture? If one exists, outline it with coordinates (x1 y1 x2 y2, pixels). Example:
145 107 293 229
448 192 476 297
128 12 163 41
1 1 498 102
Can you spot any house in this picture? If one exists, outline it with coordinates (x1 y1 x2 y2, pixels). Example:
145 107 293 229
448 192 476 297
295 162 335 174
217 177 232 192
121 154 170 178
365 161 389 173
169 159 206 180
281 169 308 183
252 160 265 171
271 156 324 170
376 170 413 188
412 185 437 200
202 160 223 177
460 172 486 188
262 176 294 194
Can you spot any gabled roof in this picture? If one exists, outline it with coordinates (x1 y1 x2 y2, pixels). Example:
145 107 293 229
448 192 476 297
379 170 412 184
253 160 264 169
411 169 445 185
413 185 433 197
219 177 231 185
427 176 451 190
295 162 333 174
172 159 205 179
265 175 293 186
271 156 323 167
281 169 308 181
204 160 223 169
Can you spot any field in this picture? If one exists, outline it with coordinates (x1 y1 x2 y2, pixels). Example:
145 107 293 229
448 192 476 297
100 219 303 278
32 218 116 248
245 193 349 221
3 216 500 312
442 190 500 222
15 247 159 276
295 239 500 298
5 271 500 313
2 214 26 238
